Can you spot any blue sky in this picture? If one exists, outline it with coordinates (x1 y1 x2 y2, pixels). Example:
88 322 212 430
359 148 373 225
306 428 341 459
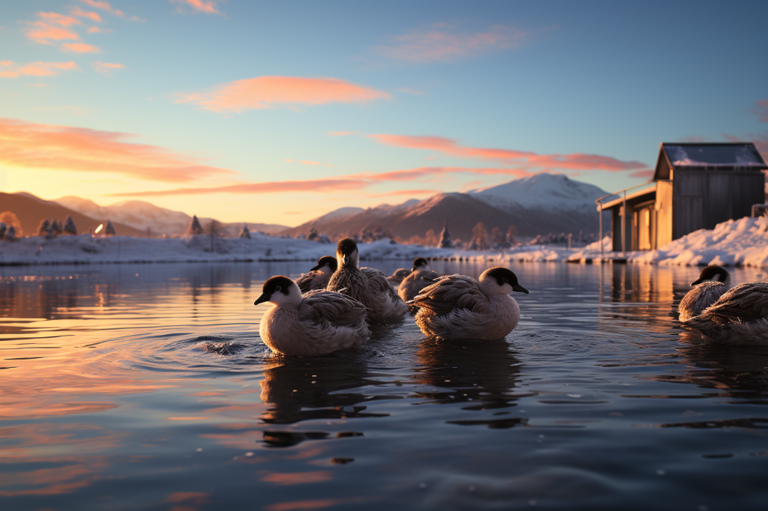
1 0 766 225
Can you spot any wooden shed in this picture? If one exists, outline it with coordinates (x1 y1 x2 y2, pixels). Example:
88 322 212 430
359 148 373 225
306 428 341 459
599 142 767 252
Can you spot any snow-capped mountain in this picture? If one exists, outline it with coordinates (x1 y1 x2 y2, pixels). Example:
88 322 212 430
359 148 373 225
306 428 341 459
55 197 289 236
283 173 609 240
468 173 606 212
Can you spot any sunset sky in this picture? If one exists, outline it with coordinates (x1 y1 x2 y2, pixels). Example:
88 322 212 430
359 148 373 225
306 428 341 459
1 0 766 226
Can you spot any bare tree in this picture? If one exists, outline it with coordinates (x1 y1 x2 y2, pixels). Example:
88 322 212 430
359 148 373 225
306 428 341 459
0 212 22 237
507 225 517 246
469 222 489 250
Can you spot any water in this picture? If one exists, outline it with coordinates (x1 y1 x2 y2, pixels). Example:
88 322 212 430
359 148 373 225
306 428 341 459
1 261 767 510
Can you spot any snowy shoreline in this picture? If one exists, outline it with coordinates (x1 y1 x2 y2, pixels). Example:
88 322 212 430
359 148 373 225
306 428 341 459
1 215 767 268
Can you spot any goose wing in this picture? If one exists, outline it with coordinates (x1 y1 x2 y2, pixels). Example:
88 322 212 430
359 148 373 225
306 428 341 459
409 274 489 316
295 271 318 293
298 290 367 326
362 267 402 302
678 282 728 320
698 283 768 325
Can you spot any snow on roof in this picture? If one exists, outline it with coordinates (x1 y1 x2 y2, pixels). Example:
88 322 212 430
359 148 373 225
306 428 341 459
663 143 766 168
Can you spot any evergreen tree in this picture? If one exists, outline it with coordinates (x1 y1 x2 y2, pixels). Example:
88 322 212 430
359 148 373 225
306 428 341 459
63 216 78 235
5 226 17 241
239 224 251 239
37 219 51 238
0 222 6 240
187 215 204 235
105 220 117 236
437 222 452 248
51 220 62 236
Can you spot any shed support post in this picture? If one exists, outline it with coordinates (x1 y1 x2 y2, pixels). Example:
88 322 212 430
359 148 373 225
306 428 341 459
598 202 603 259
622 191 627 254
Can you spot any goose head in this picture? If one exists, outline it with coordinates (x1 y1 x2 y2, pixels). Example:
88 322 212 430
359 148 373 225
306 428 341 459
254 276 303 307
336 238 359 269
412 257 430 271
310 255 337 274
479 267 529 296
691 265 729 286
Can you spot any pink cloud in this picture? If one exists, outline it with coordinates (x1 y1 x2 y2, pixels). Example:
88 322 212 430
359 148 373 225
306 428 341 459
79 0 125 17
0 117 236 182
107 166 535 197
171 0 224 15
369 134 645 172
755 100 768 122
375 23 529 63
0 61 80 78
38 12 82 26
62 42 100 53
70 6 103 22
327 131 358 137
24 21 81 44
93 62 125 74
175 76 391 113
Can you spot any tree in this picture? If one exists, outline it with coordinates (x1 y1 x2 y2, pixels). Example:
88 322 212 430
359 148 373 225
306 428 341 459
37 219 51 238
105 220 117 236
63 216 77 235
0 222 6 240
469 222 489 250
187 215 204 235
239 224 251 239
0 212 22 238
51 220 62 236
437 222 452 248
491 227 510 249
5 226 17 241
507 225 517 246
307 227 318 241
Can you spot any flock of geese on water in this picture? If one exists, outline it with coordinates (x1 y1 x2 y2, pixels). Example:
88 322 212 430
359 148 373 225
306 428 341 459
253 238 768 356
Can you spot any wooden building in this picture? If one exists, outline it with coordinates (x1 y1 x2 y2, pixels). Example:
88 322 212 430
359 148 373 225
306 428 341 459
599 142 767 252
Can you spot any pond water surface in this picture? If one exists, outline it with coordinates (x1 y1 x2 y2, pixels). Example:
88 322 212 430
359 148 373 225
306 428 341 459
1 261 768 510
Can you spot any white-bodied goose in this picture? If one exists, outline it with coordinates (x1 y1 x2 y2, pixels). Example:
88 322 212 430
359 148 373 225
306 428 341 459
678 265 731 322
327 238 407 321
295 255 337 293
408 267 529 340
254 275 370 356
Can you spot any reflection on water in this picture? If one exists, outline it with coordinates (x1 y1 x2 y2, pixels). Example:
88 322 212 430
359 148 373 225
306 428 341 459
1 261 768 510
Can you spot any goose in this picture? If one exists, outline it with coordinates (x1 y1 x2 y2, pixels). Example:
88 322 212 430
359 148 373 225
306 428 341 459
295 255 337 292
678 265 731 322
682 281 768 344
408 267 529 340
398 258 440 303
326 238 407 321
254 275 370 356
386 257 430 288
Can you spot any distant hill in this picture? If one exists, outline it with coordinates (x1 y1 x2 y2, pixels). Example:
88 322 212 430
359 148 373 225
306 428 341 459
55 196 289 236
1 192 147 237
283 173 608 240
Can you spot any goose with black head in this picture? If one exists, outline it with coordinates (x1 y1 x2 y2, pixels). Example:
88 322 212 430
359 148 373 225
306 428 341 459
678 265 731 322
295 255 337 293
326 238 407 321
408 267 529 340
254 275 370 356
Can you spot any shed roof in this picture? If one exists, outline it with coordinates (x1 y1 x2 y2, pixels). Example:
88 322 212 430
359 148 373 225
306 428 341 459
653 142 767 181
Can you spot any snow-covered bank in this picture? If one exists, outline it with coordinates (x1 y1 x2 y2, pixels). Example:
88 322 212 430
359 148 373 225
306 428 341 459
569 216 768 267
0 233 575 266
3 216 767 268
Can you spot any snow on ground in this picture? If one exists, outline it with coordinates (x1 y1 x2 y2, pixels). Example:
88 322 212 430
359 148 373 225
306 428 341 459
2 215 767 267
569 216 768 267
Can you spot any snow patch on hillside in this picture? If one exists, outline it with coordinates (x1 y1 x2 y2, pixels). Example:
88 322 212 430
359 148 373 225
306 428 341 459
469 173 606 211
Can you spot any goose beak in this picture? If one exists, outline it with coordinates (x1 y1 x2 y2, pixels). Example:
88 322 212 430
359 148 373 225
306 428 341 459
691 278 704 286
513 284 529 294
309 263 321 271
254 293 270 306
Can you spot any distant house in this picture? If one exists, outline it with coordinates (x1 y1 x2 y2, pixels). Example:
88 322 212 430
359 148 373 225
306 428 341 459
599 142 767 251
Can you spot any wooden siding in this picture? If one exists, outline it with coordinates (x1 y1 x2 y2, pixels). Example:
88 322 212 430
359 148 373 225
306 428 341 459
671 171 764 239
655 180 673 247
